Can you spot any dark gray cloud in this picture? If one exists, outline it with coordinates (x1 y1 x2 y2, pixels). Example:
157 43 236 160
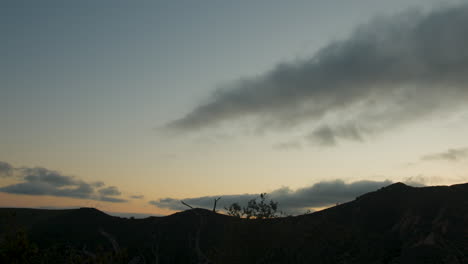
0 161 127 203
98 186 121 196
307 126 338 146
0 181 93 198
21 167 77 187
307 124 363 146
130 195 144 199
99 196 127 203
166 4 468 145
0 161 14 177
149 179 398 215
422 147 468 161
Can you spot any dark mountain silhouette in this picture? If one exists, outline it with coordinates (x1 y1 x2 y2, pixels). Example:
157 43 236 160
1 182 468 263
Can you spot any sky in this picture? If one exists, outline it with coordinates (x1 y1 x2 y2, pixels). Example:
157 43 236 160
1 0 468 216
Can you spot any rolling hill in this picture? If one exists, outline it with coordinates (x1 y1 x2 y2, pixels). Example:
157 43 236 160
1 182 467 263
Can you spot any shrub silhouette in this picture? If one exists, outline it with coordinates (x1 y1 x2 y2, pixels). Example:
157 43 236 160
225 193 280 219
224 202 242 218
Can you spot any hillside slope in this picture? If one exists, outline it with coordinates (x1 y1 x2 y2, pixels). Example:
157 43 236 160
1 183 467 263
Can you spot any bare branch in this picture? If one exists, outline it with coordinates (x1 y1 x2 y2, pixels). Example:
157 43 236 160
181 200 194 209
212 197 221 212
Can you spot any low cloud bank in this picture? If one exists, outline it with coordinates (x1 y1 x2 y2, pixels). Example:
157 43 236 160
150 179 405 215
0 161 127 203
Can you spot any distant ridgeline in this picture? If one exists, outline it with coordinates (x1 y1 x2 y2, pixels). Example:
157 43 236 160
1 182 468 263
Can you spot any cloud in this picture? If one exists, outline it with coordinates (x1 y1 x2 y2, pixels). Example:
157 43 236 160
0 161 127 203
92 181 105 188
21 167 78 187
306 124 363 146
98 186 121 196
272 141 302 150
149 179 400 215
166 4 468 145
130 195 144 199
99 196 127 203
422 147 468 161
0 161 14 177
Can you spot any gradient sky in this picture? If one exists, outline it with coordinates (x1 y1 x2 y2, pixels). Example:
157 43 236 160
1 0 468 216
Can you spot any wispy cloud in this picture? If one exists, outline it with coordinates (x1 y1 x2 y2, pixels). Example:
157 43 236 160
306 124 363 146
149 179 401 215
166 4 468 146
422 147 468 161
272 141 302 151
130 195 144 199
0 161 127 203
